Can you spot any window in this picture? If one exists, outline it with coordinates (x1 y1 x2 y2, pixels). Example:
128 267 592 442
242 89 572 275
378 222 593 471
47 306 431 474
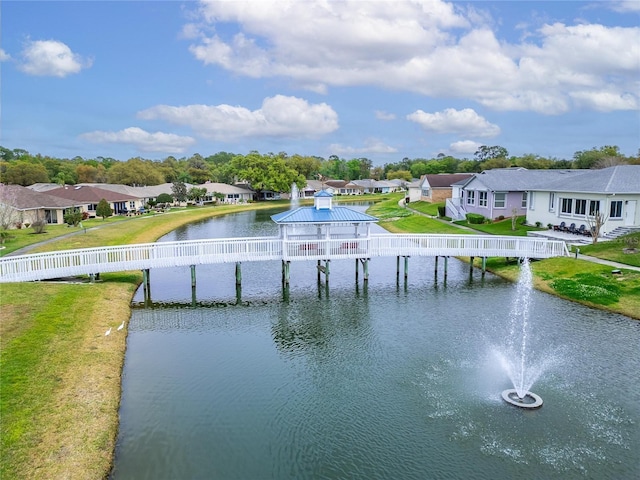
466 190 475 205
129 201 136 209
610 200 623 219
575 199 586 216
478 191 487 207
589 200 600 216
494 192 506 208
561 198 573 214
523 192 528 209
548 193 556 212
421 188 430 197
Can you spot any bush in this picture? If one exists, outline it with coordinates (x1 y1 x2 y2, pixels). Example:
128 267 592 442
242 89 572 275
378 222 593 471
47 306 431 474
63 208 83 227
465 213 485 224
31 219 47 234
96 199 112 219
535 221 542 228
157 193 173 204
437 206 446 217
498 215 505 221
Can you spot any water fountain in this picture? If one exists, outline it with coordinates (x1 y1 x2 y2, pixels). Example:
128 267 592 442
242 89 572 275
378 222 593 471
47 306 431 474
290 183 300 207
498 259 544 409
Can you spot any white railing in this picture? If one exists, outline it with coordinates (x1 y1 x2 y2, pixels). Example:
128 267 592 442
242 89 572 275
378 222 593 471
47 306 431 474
0 234 569 283
445 198 466 221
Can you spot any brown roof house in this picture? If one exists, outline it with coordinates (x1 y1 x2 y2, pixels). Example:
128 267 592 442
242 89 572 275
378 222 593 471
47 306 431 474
419 173 473 203
0 184 81 227
45 184 143 216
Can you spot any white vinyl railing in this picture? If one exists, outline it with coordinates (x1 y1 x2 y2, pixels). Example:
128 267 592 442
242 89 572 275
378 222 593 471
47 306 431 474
0 234 569 283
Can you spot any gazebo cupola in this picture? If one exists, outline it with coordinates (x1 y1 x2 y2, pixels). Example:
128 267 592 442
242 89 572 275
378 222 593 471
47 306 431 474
314 189 333 210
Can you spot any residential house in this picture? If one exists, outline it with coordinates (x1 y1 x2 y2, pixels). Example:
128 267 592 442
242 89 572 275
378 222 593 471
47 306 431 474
448 168 581 221
419 173 473 203
45 185 143 216
201 182 254 204
526 165 640 237
348 179 400 194
0 184 81 226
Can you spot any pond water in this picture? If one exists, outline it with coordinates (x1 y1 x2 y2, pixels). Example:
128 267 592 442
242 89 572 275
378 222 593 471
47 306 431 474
112 208 640 479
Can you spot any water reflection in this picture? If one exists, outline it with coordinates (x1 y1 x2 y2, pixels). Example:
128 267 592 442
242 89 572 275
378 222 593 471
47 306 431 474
113 209 640 480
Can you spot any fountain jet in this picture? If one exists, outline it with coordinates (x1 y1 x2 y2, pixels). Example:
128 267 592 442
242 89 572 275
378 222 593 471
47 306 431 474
500 258 544 409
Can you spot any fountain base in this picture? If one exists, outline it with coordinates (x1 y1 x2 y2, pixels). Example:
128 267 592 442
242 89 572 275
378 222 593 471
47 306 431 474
501 389 543 409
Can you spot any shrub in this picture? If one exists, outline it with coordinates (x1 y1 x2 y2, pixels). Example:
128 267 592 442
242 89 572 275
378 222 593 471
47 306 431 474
64 208 83 227
465 213 485 224
157 193 173 204
498 215 505 221
535 221 542 228
437 206 446 217
31 219 47 234
96 199 113 220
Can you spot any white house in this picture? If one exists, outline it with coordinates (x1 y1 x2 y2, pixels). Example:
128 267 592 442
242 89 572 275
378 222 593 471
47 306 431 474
526 165 640 237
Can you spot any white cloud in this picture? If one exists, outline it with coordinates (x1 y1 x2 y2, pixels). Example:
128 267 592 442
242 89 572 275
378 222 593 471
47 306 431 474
18 39 91 77
449 140 482 154
0 49 11 62
327 138 397 156
375 110 396 121
137 95 338 140
187 0 639 114
570 90 638 112
608 1 640 13
407 108 500 137
80 127 196 154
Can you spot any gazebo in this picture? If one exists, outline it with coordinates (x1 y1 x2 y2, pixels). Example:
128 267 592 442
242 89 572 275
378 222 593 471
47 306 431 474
271 190 379 285
271 190 378 241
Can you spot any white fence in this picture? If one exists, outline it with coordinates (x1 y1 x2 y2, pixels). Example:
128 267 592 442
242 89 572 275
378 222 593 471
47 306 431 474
0 234 569 283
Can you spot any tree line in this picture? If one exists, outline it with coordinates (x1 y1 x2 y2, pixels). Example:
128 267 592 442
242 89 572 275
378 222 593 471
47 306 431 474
1 145 638 188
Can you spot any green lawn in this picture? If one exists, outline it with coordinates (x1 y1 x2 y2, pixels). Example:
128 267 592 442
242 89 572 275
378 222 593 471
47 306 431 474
579 232 640 267
407 200 444 216
453 216 545 236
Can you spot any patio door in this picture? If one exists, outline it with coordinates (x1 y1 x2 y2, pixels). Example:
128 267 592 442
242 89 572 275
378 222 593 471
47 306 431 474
624 200 636 226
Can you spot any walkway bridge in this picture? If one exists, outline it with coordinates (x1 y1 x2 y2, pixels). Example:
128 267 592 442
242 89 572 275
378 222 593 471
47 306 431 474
0 234 569 283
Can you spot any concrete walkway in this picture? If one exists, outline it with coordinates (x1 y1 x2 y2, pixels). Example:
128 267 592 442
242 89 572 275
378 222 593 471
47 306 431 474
575 253 640 273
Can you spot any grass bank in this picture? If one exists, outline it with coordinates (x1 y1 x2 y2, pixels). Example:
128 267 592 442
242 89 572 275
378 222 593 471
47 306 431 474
0 201 293 479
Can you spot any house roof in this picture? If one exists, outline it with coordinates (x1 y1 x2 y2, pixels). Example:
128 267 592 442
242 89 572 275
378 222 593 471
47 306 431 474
528 165 640 194
46 185 139 202
462 168 579 192
202 182 254 195
271 206 378 224
1 184 81 210
422 173 473 188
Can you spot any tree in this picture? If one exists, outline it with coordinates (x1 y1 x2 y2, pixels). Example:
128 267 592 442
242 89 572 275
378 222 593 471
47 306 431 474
63 208 83 226
474 145 509 162
172 181 188 202
188 187 208 203
0 186 20 229
2 161 50 185
96 198 112 220
586 211 608 244
572 145 622 169
229 152 305 199
387 170 412 181
106 158 164 185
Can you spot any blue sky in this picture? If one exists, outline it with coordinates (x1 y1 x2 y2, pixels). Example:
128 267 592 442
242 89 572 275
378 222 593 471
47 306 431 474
1 1 639 165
